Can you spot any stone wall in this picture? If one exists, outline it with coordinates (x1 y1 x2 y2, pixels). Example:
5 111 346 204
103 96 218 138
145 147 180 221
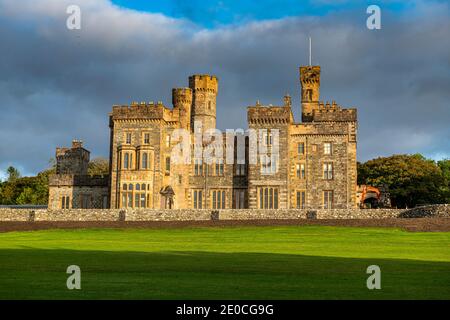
398 204 450 218
3 207 448 222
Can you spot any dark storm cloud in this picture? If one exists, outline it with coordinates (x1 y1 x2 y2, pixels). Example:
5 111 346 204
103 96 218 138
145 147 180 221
0 0 449 177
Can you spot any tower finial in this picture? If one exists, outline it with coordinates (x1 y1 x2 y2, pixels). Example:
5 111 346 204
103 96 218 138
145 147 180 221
309 36 312 66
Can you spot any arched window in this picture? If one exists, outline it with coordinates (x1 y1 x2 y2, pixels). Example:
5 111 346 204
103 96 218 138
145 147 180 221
123 184 127 191
136 184 140 191
129 183 133 191
142 183 146 190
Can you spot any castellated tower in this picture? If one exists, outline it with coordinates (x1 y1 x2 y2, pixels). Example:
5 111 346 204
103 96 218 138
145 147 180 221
300 66 321 122
172 87 193 131
55 140 89 175
189 74 218 131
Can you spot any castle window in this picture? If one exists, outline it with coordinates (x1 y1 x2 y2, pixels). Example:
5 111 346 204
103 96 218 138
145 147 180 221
165 134 171 148
123 184 127 191
124 153 129 169
144 133 150 144
142 153 148 169
263 130 273 146
80 194 91 209
61 196 70 209
298 142 305 155
136 184 140 191
235 164 246 176
165 157 171 174
102 196 108 209
193 190 203 209
323 190 333 209
208 101 212 110
324 142 332 155
127 193 132 208
194 159 203 176
126 133 132 144
296 163 306 179
323 163 333 180
215 159 224 176
259 187 278 209
233 189 246 209
135 193 140 208
261 155 278 175
211 190 226 209
296 191 306 209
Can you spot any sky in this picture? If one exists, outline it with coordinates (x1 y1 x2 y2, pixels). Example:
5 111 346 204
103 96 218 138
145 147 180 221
0 0 449 178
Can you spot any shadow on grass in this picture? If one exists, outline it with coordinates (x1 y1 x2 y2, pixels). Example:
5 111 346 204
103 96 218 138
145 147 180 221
0 249 448 299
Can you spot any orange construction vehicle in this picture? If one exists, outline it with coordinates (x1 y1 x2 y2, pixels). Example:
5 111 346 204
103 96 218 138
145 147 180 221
360 185 381 207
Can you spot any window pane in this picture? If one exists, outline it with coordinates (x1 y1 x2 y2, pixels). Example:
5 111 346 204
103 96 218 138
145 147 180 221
122 194 127 208
124 153 129 169
302 192 305 209
142 153 148 169
264 188 268 209
259 188 263 209
222 191 225 209
212 191 216 209
135 194 140 208
166 157 170 172
128 193 132 207
193 191 197 209
269 188 273 209
274 189 278 209
199 191 202 209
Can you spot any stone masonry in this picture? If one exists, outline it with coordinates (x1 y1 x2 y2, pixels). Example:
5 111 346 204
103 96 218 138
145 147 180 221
48 65 358 212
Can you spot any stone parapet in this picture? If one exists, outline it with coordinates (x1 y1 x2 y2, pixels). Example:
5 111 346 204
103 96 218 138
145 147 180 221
1 206 448 222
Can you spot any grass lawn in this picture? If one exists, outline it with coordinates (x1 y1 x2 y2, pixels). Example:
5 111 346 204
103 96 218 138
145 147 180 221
0 225 449 299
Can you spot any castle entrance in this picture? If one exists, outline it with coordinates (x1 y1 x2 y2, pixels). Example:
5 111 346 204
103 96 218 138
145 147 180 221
160 186 174 209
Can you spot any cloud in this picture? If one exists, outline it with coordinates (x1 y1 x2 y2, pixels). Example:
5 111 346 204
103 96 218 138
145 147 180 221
0 0 449 175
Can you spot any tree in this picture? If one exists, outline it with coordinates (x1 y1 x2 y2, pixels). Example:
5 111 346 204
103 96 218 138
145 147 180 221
438 159 450 203
358 154 446 208
7 166 20 182
16 187 38 205
88 157 109 176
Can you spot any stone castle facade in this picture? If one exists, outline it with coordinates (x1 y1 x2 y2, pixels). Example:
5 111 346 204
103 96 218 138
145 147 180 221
48 65 358 210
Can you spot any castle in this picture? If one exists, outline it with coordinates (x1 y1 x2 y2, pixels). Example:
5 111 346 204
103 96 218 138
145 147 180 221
48 65 358 210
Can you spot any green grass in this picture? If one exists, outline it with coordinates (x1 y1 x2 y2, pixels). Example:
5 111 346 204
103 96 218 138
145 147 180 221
0 226 449 299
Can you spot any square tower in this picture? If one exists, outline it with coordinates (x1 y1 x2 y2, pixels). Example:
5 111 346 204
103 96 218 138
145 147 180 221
300 66 321 122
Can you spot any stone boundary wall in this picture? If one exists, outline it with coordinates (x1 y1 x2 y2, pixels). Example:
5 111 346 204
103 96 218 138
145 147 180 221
398 204 450 218
0 205 448 222
0 208 423 221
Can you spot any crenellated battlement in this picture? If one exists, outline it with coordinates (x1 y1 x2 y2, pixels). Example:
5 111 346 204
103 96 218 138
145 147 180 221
312 100 357 122
110 102 171 121
189 74 218 93
172 87 193 105
248 104 293 125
